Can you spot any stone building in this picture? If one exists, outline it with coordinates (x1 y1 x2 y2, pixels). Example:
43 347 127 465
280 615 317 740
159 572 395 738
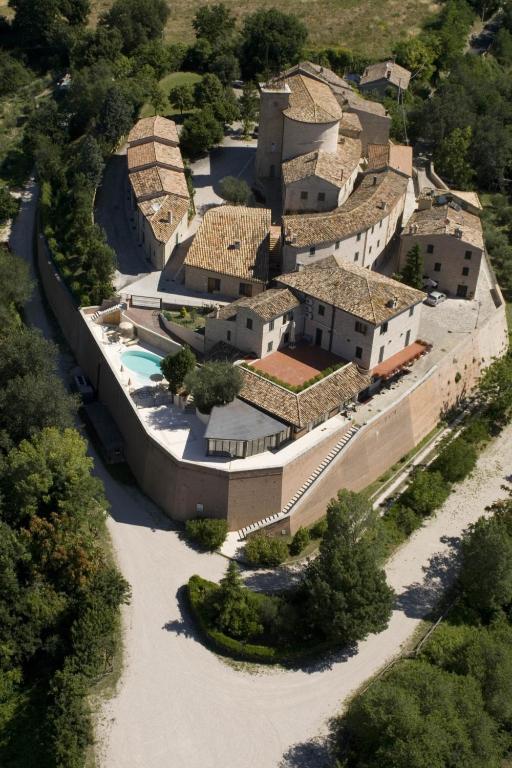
183 206 275 299
359 61 411 96
399 192 485 299
127 116 190 270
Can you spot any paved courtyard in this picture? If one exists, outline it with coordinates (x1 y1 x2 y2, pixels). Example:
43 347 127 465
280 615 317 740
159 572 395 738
250 343 344 386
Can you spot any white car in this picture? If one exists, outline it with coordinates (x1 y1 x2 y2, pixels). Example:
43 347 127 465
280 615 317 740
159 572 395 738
425 290 447 307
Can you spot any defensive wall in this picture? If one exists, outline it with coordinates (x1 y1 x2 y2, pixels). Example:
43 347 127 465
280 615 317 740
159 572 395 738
37 232 509 533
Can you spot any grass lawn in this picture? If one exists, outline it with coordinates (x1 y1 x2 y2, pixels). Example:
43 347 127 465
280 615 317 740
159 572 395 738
90 0 440 59
139 71 202 120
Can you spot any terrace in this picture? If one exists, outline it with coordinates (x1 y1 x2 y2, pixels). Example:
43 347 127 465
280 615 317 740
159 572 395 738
249 343 344 388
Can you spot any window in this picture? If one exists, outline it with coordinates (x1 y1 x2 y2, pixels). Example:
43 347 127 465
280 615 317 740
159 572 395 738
427 244 434 254
239 282 252 297
246 318 253 330
409 306 414 317
335 241 340 250
465 250 472 260
227 330 231 342
380 321 388 335
434 262 441 272
354 251 359 261
356 232 361 241
301 190 308 200
355 321 368 335
318 192 326 202
282 314 287 325
462 267 469 276
267 341 273 353
318 304 325 317
309 246 316 256
284 332 289 344
378 345 385 363
368 245 372 254
371 225 374 234
379 220 383 229
404 329 411 347
208 277 221 292
355 345 363 359
457 284 468 298
269 319 275 331
377 240 380 248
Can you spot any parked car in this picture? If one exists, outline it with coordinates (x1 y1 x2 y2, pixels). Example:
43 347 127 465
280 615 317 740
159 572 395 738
71 366 94 402
425 291 447 307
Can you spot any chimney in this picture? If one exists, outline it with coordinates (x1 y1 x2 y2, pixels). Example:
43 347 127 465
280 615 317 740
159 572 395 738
167 210 173 224
454 227 463 239
230 240 241 250
386 296 398 309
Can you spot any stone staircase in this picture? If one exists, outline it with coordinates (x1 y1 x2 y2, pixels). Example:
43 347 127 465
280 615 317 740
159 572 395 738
91 302 125 323
237 424 359 540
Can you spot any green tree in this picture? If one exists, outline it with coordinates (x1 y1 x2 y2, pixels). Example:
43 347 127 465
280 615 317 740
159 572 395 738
339 661 500 768
300 491 394 644
459 515 512 616
185 518 228 551
393 36 438 82
0 187 19 226
399 470 449 516
97 86 135 147
77 136 105 189
0 247 32 322
239 82 259 136
100 0 170 53
210 52 241 86
430 437 477 483
213 561 262 640
180 108 224 157
434 126 474 189
192 3 236 46
400 243 424 289
149 83 167 115
0 51 32 97
240 9 308 79
169 84 194 115
184 362 242 413
219 176 251 204
194 73 239 122
160 346 196 394
478 352 512 428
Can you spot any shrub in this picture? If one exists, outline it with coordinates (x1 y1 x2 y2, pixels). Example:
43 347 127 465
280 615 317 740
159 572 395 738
430 437 477 483
309 517 328 539
185 517 228 551
244 533 289 566
289 526 310 556
184 362 242 414
219 176 251 205
211 561 262 640
161 346 196 394
463 417 491 446
399 469 450 517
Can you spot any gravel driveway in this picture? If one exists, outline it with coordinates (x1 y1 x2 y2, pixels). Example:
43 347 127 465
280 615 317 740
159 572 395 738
95 423 512 768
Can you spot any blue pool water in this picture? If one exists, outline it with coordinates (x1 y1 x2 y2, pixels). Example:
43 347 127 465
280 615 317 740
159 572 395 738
121 350 163 381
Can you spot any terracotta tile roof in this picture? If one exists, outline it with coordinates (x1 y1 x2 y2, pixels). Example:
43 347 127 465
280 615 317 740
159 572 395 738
127 141 184 172
239 362 370 428
213 288 300 322
360 61 411 90
282 137 361 188
283 169 408 247
339 112 362 137
138 194 189 243
339 89 388 117
184 206 271 283
404 203 484 250
129 166 189 201
127 115 179 146
367 143 413 177
277 261 425 324
268 72 343 124
280 61 352 90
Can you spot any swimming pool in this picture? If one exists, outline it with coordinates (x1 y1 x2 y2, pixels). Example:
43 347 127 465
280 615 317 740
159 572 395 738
121 350 163 382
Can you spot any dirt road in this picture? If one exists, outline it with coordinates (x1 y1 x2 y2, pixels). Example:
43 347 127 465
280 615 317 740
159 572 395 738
96 425 511 768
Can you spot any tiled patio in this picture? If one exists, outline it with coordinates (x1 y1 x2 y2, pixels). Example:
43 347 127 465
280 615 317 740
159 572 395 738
250 343 344 386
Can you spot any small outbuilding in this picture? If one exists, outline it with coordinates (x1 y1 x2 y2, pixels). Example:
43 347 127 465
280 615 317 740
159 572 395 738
204 399 290 458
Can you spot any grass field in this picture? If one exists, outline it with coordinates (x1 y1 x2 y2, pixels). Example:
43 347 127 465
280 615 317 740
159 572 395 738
139 71 202 119
90 0 440 59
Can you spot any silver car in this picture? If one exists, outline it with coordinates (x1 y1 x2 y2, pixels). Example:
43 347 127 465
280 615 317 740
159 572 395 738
425 290 447 307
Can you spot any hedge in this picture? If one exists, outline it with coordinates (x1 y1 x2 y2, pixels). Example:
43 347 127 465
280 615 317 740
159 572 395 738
187 575 336 664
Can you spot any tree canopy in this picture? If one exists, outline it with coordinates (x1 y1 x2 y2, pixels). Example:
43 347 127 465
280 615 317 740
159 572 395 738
184 362 242 414
161 346 196 394
100 0 170 53
239 9 308 79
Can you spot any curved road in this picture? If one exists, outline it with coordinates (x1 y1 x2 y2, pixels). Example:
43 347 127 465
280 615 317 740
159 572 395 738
11 180 512 768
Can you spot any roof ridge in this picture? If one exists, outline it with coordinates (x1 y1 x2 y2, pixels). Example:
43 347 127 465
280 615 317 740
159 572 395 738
363 271 378 324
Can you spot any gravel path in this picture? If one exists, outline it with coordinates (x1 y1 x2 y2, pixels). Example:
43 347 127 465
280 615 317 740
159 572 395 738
96 424 512 768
